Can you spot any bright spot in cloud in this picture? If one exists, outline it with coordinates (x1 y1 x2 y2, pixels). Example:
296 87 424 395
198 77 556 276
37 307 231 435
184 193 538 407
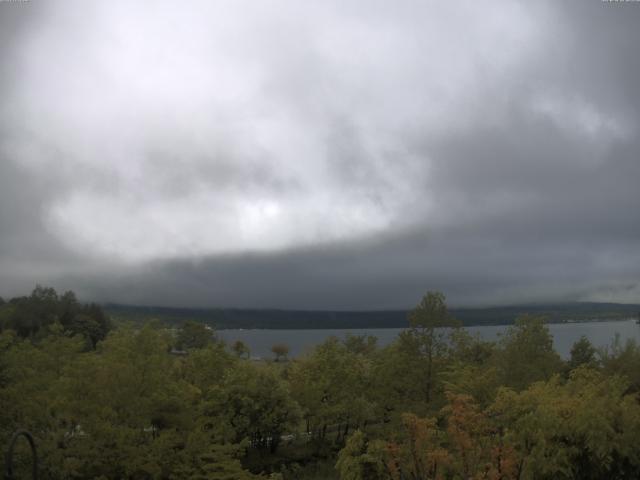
7 0 542 263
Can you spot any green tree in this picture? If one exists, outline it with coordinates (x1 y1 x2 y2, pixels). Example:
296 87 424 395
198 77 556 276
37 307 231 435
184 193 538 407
448 328 495 366
189 442 260 480
336 430 388 480
69 313 104 350
206 363 300 453
176 342 236 392
372 338 426 417
598 334 640 392
489 368 640 479
496 315 563 391
443 329 500 406
271 343 290 362
0 331 60 443
0 287 110 347
177 320 215 350
58 290 80 328
343 334 378 356
49 325 197 478
232 340 251 359
567 335 598 372
406 291 460 403
5 285 59 337
79 303 111 347
289 337 375 443
0 301 16 333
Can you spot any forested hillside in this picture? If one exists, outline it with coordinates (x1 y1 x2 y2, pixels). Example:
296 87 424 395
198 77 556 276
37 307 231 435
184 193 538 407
3 288 640 479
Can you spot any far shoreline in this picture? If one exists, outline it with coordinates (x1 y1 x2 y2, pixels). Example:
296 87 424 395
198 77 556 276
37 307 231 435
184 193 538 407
216 316 637 331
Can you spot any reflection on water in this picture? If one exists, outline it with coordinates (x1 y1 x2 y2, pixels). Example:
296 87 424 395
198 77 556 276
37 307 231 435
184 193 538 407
218 319 640 359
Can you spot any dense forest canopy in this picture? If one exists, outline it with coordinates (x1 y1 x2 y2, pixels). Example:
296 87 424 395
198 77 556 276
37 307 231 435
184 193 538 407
0 286 111 348
3 288 640 479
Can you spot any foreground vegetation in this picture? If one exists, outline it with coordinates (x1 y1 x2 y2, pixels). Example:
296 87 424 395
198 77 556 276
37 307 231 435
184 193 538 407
2 288 640 479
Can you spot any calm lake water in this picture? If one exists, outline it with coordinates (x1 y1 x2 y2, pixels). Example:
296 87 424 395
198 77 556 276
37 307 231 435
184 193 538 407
218 319 640 359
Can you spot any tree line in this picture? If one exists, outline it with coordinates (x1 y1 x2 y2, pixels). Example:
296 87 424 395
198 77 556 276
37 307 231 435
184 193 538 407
0 286 110 348
2 288 640 479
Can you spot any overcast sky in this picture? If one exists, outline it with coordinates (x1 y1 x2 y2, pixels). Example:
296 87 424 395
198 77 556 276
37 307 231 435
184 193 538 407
1 0 639 309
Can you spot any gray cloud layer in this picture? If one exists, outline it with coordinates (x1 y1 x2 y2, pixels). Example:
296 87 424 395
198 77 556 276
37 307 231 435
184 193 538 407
1 1 639 308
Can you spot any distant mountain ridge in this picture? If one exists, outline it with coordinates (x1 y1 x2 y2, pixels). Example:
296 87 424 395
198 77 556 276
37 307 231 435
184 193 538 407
104 302 640 329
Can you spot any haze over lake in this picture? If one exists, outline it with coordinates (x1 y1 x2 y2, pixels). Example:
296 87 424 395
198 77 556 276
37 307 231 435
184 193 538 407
219 319 640 359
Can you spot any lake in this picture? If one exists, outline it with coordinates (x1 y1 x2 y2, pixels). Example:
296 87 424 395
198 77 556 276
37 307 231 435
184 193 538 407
218 318 640 359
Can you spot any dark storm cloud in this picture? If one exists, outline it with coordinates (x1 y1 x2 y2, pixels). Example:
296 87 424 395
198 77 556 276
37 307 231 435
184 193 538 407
1 0 640 308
